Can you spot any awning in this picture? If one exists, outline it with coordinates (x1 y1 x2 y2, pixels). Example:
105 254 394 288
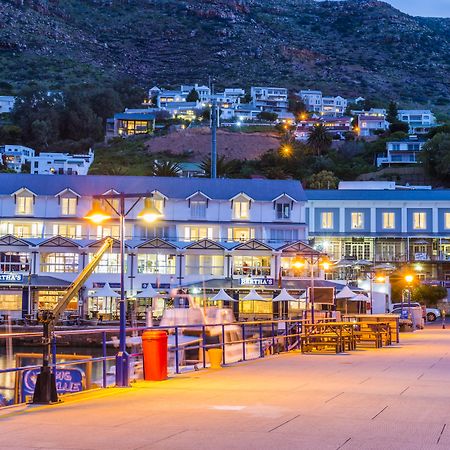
335 285 358 299
91 283 120 298
243 289 266 301
272 288 296 302
210 288 236 302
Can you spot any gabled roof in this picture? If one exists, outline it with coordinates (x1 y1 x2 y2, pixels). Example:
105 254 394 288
134 238 177 250
229 192 254 202
39 236 79 248
234 239 273 251
0 174 307 202
280 240 323 257
272 193 298 203
11 187 36 197
186 191 212 201
0 234 30 247
54 188 81 198
88 237 124 249
151 189 168 199
185 239 225 251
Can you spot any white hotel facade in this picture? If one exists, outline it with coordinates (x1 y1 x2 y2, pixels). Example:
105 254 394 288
0 174 317 319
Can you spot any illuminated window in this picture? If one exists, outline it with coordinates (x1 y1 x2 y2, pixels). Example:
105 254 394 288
0 252 30 272
227 227 255 242
137 254 175 274
413 212 427 230
53 224 82 239
40 253 79 273
38 290 77 311
276 203 291 219
321 212 333 229
92 253 122 274
184 226 213 242
445 212 450 230
97 225 120 240
0 292 22 311
233 201 249 219
61 197 77 216
382 212 395 229
13 223 41 238
351 212 364 229
16 195 33 215
233 255 271 276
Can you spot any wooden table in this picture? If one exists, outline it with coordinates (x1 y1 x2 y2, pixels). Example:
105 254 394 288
343 314 400 343
301 322 356 354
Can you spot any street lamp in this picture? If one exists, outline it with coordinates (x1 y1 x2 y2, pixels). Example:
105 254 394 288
85 193 162 387
404 274 415 330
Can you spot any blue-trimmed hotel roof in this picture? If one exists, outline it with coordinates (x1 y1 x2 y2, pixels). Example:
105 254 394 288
0 174 307 202
305 190 450 201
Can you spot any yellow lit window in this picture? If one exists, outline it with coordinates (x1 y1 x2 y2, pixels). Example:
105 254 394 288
413 212 427 230
16 195 33 215
321 212 333 229
445 212 450 230
61 197 77 216
233 201 249 219
382 212 395 229
351 212 364 229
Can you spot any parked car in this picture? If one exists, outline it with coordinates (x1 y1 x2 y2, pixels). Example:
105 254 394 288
389 302 441 322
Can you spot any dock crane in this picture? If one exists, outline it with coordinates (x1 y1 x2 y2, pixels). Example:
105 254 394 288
33 237 114 404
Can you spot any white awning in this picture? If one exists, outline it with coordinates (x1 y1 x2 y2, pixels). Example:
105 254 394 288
243 289 265 301
211 288 236 302
350 293 370 302
272 288 296 302
91 283 120 298
133 284 162 299
336 285 358 299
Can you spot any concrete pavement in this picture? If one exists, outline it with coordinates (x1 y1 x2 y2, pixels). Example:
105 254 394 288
1 327 450 449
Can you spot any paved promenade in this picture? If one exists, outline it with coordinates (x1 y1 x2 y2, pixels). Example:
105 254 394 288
1 326 450 450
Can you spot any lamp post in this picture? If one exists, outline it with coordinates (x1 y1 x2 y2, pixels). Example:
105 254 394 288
85 193 162 387
405 274 414 331
293 253 329 324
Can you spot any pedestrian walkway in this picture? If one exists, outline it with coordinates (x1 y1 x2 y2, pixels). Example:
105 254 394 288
1 327 450 450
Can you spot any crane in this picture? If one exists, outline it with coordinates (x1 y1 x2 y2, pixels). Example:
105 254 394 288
33 237 114 404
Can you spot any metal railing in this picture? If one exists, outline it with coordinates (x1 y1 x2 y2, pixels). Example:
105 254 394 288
0 319 304 407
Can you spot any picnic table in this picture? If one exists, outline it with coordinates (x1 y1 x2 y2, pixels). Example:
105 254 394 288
352 321 391 348
301 322 356 354
343 314 400 343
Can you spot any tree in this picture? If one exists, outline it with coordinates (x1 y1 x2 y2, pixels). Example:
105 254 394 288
389 121 409 134
0 125 22 143
386 101 398 124
288 94 307 116
186 88 199 103
420 133 450 183
306 170 339 189
240 93 252 104
307 124 332 156
150 160 180 177
200 155 241 178
257 111 278 122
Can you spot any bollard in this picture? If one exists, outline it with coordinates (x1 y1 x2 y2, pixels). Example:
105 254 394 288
142 330 168 381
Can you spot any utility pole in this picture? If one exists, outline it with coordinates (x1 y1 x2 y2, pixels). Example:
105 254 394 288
211 82 217 179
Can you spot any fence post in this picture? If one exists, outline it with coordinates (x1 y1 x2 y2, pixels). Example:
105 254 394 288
102 331 107 388
285 320 288 352
202 326 206 368
242 323 246 361
175 327 180 374
259 323 263 358
51 335 57 373
221 324 226 366
271 322 276 354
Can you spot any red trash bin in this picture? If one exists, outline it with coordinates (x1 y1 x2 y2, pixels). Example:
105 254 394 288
142 330 168 381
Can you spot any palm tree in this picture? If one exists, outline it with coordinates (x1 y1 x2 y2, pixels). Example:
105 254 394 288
307 124 332 156
200 155 234 177
150 160 181 177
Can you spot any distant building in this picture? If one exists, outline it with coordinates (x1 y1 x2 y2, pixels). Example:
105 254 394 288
250 87 288 113
0 145 35 172
112 111 156 137
0 96 15 114
295 116 352 141
220 104 261 122
376 136 426 167
30 150 94 175
356 110 388 136
397 110 437 134
178 162 205 178
298 90 348 116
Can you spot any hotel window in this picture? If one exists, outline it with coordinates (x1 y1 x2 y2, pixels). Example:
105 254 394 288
269 229 298 243
227 227 255 242
0 292 22 311
16 195 34 215
233 255 271 276
184 226 213 242
321 212 333 229
137 254 175 274
40 253 79 273
61 197 77 216
351 212 364 229
0 252 30 272
233 200 249 220
92 253 122 274
97 225 120 240
382 212 395 230
185 255 224 276
53 224 82 239
413 212 427 230
13 223 41 238
445 212 450 230
38 291 77 311
276 203 291 220
190 200 207 219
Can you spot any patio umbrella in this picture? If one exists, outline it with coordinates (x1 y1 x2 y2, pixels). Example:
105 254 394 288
272 288 296 302
373 263 395 271
243 289 266 301
211 288 237 302
90 283 120 319
132 285 164 327
335 285 357 299
351 293 369 302
334 259 355 267
354 259 373 266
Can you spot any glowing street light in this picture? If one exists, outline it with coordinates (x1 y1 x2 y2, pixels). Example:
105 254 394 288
137 198 163 223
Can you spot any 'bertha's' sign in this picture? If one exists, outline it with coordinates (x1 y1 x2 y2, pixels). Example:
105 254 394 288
239 277 274 286
0 273 23 283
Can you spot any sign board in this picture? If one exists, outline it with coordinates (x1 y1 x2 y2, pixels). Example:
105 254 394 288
239 277 274 286
20 368 85 403
308 287 335 305
0 273 23 283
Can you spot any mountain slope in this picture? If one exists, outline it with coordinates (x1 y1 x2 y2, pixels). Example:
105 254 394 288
1 0 449 104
